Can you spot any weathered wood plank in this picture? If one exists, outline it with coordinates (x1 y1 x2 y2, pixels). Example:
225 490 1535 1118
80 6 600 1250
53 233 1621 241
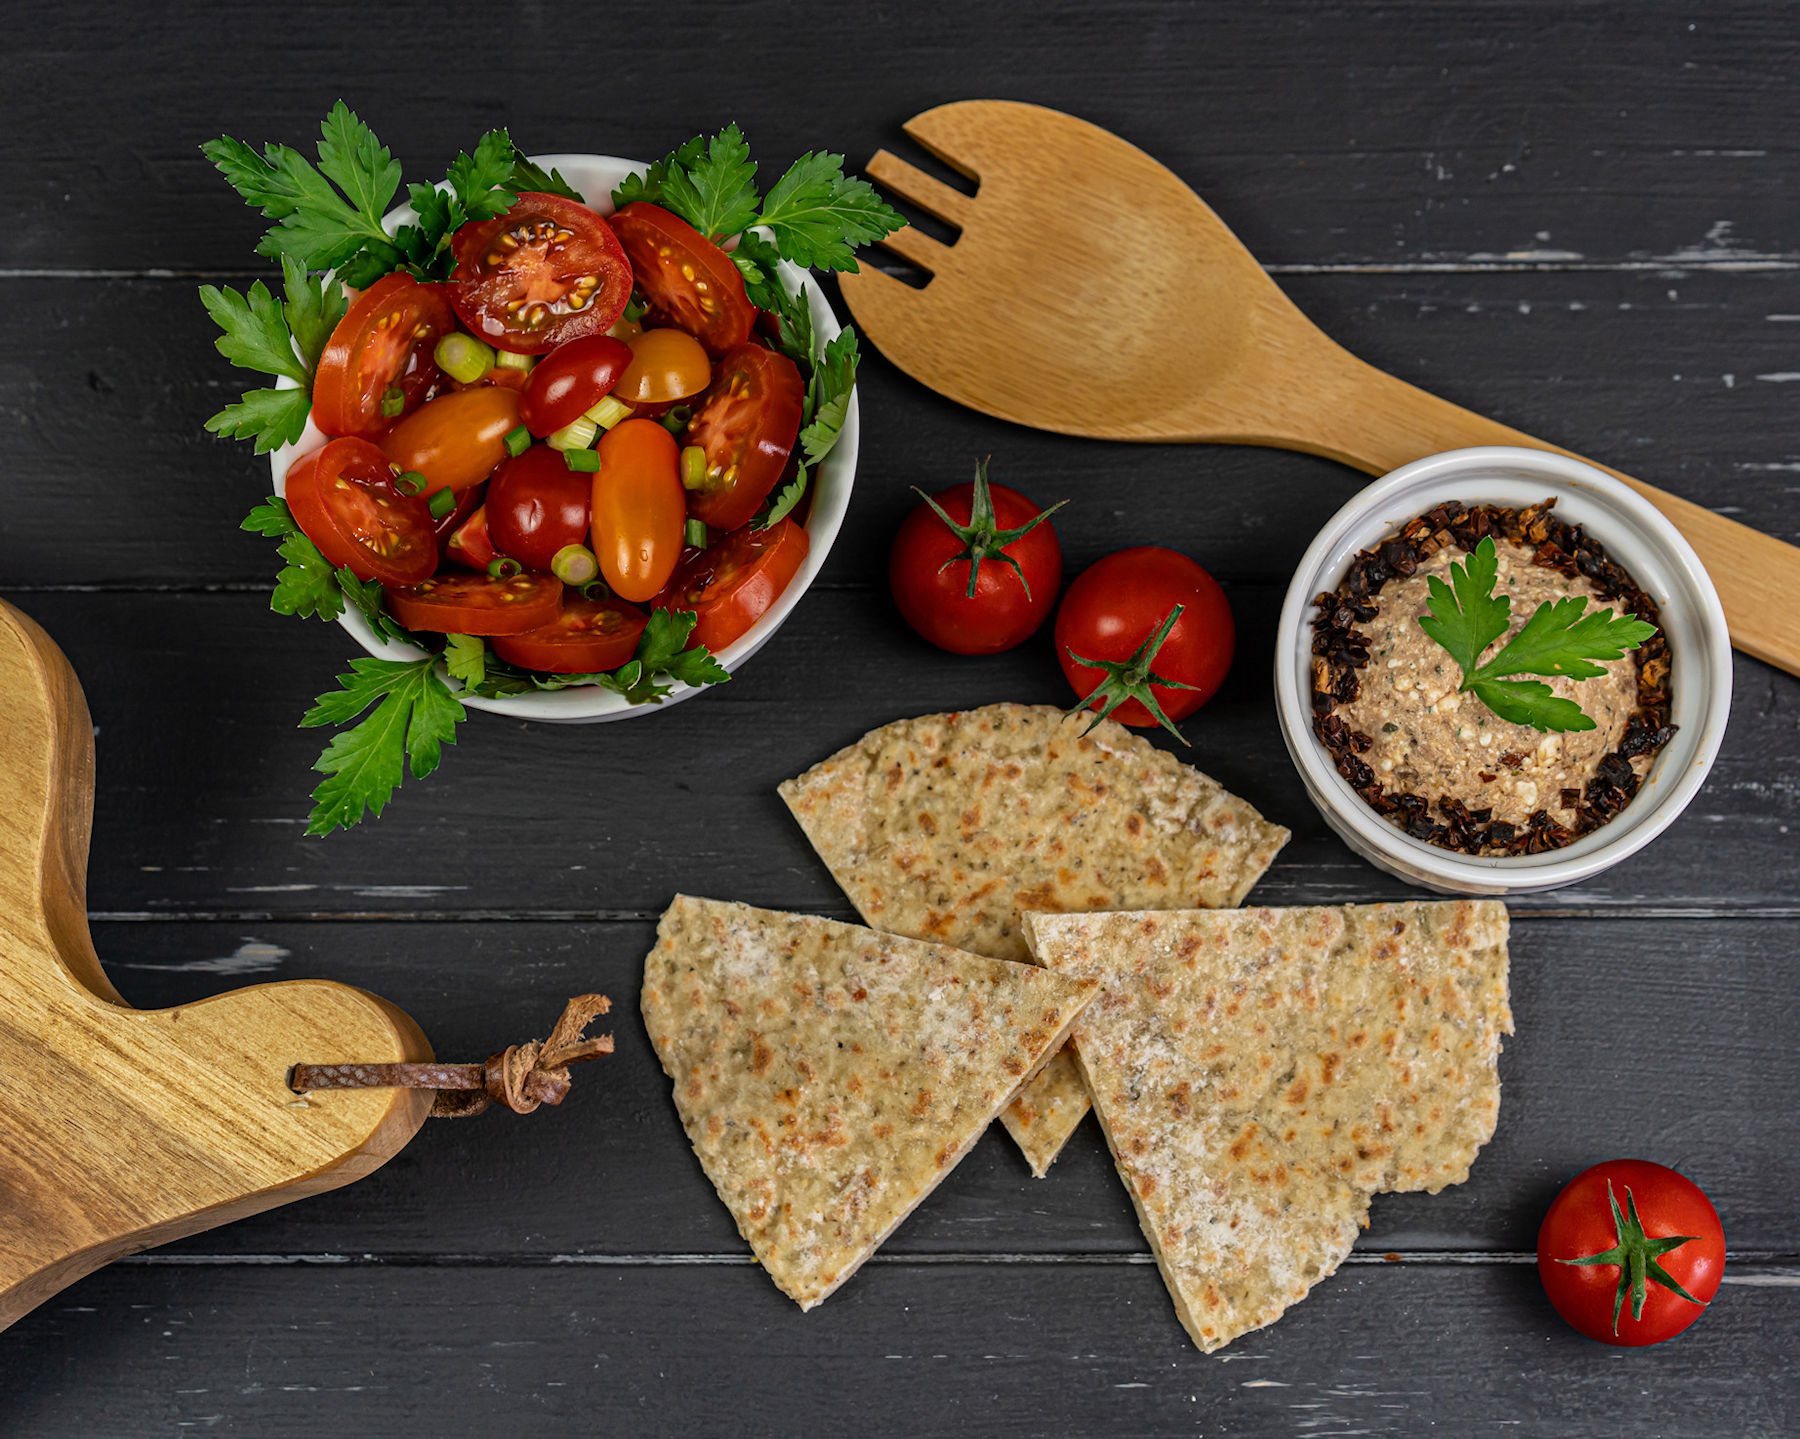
0 1260 1791 1436
5 1 1797 272
78 916 1800 1256
3 268 1799 588
5 590 1793 916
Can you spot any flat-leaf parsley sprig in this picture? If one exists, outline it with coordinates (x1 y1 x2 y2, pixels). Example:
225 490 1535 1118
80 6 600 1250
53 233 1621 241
613 124 903 527
1417 536 1658 733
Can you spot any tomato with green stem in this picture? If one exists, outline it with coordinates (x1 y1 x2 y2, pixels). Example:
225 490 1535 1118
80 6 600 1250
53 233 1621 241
592 418 688 602
1538 1159 1724 1346
284 437 437 586
656 518 810 652
610 201 757 356
449 193 632 354
681 344 804 532
312 273 454 438
384 571 563 635
1055 547 1235 741
491 594 648 673
889 458 1066 655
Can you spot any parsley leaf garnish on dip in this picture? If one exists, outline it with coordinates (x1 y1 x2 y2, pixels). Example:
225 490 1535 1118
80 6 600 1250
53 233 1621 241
1419 537 1659 732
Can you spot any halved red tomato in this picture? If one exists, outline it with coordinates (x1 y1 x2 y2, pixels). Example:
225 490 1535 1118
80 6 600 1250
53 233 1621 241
517 334 634 436
655 518 809 652
312 274 455 438
611 202 756 357
491 595 648 673
487 445 594 572
681 344 805 532
284 437 437 585
446 504 498 571
449 193 632 354
384 572 563 635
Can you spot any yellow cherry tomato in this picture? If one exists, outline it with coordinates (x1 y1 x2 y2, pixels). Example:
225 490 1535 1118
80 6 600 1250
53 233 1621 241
592 419 687 601
377 387 521 496
616 327 712 405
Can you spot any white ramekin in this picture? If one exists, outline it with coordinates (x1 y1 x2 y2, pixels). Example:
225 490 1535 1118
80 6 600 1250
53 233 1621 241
268 154 856 724
1274 447 1733 895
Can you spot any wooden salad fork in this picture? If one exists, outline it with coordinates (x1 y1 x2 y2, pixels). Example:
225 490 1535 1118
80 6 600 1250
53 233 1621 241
839 100 1800 677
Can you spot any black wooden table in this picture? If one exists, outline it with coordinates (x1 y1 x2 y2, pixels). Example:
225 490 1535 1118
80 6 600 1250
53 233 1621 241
3 2 1796 1433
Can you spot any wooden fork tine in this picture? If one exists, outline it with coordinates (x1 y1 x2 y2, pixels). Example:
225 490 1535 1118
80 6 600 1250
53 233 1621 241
866 151 976 229
874 223 955 274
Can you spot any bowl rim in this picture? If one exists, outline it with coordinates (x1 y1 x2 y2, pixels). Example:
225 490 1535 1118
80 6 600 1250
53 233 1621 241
268 151 856 724
1273 445 1733 892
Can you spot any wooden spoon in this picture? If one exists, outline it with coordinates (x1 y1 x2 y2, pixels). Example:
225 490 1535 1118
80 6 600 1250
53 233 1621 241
839 99 1800 677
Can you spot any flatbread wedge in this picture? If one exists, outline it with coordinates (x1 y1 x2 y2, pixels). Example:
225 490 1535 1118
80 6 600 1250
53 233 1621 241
778 703 1288 1176
642 895 1099 1310
1025 901 1512 1352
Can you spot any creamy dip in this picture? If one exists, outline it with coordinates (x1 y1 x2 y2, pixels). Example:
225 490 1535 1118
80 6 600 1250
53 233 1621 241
1339 539 1643 828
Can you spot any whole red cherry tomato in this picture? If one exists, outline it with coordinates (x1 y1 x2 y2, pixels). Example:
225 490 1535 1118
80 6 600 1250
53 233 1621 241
517 335 633 437
1538 1159 1725 1347
448 193 631 354
486 445 593 572
1055 546 1235 739
311 273 454 437
889 459 1065 655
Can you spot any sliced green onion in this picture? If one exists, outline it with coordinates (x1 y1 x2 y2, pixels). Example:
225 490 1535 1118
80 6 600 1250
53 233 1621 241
393 469 428 497
434 333 495 384
380 386 405 418
623 295 647 322
503 424 532 457
547 415 598 451
579 579 612 601
427 487 457 520
551 544 600 585
493 349 536 372
585 395 634 430
564 447 601 473
680 446 708 489
487 557 523 579
685 518 709 549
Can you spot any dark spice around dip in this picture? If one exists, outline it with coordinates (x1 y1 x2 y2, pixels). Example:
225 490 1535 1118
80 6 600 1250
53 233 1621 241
1310 499 1675 856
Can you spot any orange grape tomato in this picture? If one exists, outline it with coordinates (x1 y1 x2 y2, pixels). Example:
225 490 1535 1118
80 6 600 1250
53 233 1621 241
656 518 810 652
592 419 687 602
378 387 522 496
616 328 713 405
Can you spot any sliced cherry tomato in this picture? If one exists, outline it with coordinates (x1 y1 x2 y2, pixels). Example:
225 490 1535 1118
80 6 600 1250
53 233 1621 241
517 334 634 436
890 461 1064 655
591 419 686 602
611 202 756 356
446 504 498 571
681 344 805 532
616 328 712 405
384 571 564 635
380 387 522 499
284 437 437 585
486 445 594 572
312 274 455 438
1055 547 1235 735
492 595 648 673
656 518 810 653
1538 1160 1725 1347
449 193 631 355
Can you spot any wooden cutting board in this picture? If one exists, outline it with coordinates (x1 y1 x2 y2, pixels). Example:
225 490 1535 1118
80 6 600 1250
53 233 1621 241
0 599 433 1332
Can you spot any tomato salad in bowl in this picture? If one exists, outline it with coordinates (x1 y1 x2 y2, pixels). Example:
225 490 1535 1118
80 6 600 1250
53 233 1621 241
202 107 901 832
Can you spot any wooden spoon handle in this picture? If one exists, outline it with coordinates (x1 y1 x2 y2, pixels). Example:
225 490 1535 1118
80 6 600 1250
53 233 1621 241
1295 355 1800 677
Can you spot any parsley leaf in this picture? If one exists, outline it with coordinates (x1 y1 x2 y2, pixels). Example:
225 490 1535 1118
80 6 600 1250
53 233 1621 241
611 134 706 211
510 154 585 203
443 634 486 687
201 260 344 453
449 130 520 223
241 497 343 619
599 608 730 704
756 467 810 529
756 151 904 272
1418 535 1659 733
301 656 465 835
204 386 312 454
656 124 760 240
799 327 859 463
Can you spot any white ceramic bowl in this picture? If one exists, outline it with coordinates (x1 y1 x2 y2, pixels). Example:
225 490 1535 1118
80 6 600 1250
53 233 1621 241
269 154 857 724
1274 447 1732 895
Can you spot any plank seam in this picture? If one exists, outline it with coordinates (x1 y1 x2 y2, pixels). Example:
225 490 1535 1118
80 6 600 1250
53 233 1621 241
85 908 1800 924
